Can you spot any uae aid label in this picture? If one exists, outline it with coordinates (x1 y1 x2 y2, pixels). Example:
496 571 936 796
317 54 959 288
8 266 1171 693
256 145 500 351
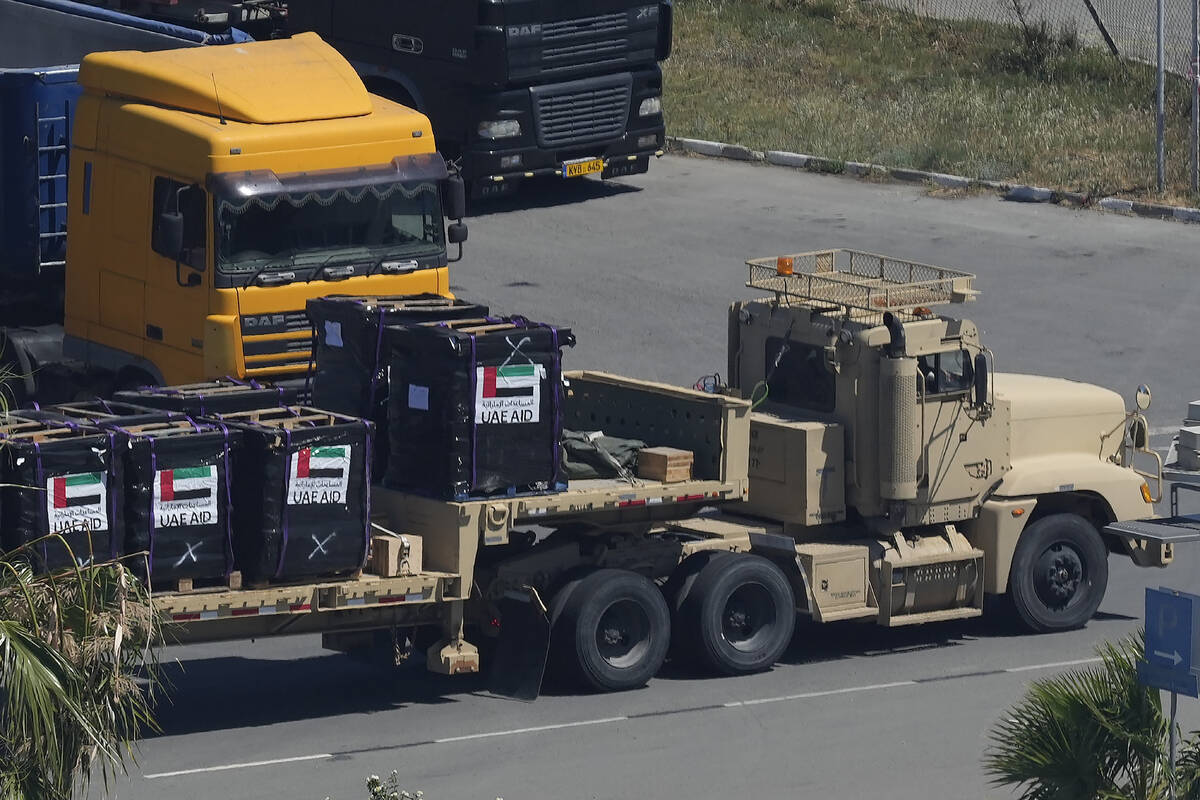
288 445 351 505
46 472 108 534
476 364 544 424
154 466 218 527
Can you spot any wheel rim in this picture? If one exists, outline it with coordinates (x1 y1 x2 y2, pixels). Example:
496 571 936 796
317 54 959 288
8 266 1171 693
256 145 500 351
1033 541 1087 611
720 582 777 652
594 598 651 669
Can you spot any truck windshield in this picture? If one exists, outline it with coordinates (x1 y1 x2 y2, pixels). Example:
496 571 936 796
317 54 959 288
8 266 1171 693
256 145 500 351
214 179 445 275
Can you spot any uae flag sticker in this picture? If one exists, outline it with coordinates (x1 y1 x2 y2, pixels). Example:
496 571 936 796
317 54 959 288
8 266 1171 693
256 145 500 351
476 363 545 424
154 465 218 528
289 445 352 505
46 472 108 535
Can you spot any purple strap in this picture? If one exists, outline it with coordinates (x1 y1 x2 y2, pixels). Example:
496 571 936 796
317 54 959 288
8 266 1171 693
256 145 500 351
468 332 478 490
147 438 157 577
360 419 372 569
105 431 117 561
33 441 48 565
217 422 234 579
367 310 388 412
550 326 562 481
276 427 293 579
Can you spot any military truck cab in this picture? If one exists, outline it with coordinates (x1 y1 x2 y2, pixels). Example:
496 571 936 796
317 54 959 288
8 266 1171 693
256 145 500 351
727 249 1163 632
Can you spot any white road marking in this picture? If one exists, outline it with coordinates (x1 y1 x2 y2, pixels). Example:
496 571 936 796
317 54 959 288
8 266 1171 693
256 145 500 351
143 657 1105 780
144 752 333 779
724 680 917 708
435 716 628 743
1004 656 1102 673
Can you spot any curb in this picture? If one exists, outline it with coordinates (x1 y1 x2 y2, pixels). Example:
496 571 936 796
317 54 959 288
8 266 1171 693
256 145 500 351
668 136 1200 226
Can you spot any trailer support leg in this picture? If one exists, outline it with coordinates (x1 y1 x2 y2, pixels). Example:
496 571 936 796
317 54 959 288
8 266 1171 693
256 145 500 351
426 599 479 675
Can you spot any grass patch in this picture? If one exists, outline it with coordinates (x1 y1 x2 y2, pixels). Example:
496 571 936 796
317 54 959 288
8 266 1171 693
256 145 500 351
664 0 1198 205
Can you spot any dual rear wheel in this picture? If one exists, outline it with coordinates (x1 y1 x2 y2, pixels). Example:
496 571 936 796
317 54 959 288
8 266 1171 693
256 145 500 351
550 553 796 693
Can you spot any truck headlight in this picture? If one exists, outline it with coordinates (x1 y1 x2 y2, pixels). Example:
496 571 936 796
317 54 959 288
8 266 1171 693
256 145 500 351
638 97 662 117
478 119 522 139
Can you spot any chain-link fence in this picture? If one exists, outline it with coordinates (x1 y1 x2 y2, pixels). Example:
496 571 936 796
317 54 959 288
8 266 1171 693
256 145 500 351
867 0 1196 75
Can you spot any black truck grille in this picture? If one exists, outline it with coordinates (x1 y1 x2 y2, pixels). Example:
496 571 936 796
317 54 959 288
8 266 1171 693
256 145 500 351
543 12 628 40
531 76 632 149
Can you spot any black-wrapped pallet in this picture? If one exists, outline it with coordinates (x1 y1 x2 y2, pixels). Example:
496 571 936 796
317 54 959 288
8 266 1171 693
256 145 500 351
34 405 236 587
215 406 371 583
0 414 122 571
105 416 237 588
115 378 296 416
385 316 574 500
306 294 488 477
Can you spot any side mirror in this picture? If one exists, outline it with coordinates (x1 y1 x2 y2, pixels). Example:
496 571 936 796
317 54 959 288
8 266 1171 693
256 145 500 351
973 352 989 408
448 222 468 245
444 174 467 221
1135 383 1152 411
154 211 184 259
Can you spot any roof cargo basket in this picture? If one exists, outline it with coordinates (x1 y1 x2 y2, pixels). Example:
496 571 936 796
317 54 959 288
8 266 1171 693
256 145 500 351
746 249 977 318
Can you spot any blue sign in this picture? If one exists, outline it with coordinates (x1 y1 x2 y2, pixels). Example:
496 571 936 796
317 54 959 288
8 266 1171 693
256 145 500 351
1138 660 1200 698
1145 588 1195 672
1139 587 1200 697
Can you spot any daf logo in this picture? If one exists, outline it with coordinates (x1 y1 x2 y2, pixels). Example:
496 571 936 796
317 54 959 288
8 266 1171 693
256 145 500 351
507 24 541 38
245 314 286 329
636 5 658 20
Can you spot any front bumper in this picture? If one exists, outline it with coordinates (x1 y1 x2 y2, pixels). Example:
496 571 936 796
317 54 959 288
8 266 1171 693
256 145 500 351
471 146 665 198
464 67 667 196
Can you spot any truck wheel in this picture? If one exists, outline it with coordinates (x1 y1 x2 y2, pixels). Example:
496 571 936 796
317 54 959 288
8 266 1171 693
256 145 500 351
551 568 670 693
676 554 795 675
1008 513 1109 633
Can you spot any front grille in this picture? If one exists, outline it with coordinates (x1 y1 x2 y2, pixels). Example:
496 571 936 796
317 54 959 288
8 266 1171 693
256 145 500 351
240 311 312 375
542 11 628 40
543 38 627 71
531 76 632 149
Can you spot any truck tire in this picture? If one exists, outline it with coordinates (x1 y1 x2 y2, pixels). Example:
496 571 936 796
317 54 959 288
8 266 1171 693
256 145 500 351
551 568 670 693
676 554 795 675
1008 512 1109 633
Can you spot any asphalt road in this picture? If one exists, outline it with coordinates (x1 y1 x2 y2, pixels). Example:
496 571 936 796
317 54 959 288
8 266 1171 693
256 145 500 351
119 156 1200 800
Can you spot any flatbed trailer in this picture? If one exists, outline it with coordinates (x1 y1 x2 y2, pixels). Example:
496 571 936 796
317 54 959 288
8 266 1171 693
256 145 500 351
155 370 752 682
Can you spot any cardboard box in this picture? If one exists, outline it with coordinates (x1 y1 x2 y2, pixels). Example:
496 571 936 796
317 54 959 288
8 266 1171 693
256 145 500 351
637 446 694 482
369 530 423 577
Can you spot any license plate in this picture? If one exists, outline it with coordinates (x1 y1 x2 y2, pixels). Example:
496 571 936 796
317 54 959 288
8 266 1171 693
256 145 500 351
562 158 604 178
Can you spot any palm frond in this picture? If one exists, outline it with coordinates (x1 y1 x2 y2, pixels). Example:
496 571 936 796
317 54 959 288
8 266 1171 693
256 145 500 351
985 632 1168 800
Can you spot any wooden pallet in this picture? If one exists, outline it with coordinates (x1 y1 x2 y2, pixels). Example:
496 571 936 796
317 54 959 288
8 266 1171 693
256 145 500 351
156 571 242 594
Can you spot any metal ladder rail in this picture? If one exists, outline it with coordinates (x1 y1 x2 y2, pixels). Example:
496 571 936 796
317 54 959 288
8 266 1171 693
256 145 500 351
34 97 70 269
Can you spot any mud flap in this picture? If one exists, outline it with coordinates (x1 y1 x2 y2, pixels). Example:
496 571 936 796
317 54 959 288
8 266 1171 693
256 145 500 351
487 587 550 702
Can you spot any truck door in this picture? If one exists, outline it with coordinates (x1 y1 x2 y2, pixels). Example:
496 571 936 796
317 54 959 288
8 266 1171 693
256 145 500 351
144 176 208 383
917 349 1000 508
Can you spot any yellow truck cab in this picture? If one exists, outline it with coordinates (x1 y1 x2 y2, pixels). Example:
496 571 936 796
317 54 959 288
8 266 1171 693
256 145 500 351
61 33 464 390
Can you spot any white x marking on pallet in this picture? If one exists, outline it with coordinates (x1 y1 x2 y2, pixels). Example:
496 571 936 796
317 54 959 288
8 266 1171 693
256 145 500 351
174 542 201 567
309 533 336 560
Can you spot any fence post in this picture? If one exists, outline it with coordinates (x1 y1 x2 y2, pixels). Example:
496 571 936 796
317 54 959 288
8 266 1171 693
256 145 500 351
1192 0 1199 194
1159 0 1167 193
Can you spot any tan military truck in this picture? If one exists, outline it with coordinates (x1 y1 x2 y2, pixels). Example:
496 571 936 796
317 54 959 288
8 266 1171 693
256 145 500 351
155 249 1173 698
